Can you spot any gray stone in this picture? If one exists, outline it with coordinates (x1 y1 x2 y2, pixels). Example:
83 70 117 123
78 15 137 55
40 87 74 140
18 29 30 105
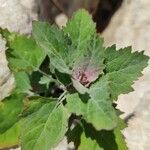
102 0 150 149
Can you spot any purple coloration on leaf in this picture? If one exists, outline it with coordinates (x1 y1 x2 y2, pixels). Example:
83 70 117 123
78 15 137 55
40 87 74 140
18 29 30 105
72 67 100 87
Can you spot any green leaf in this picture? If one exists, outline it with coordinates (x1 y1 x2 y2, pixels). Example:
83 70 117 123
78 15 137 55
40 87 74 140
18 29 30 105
64 9 96 63
89 76 110 101
66 77 117 130
79 132 103 150
113 119 127 150
39 75 53 89
33 22 71 74
0 122 20 149
0 93 24 134
22 96 56 117
105 45 149 100
80 119 127 150
39 76 52 85
64 10 105 91
66 93 117 130
22 101 69 150
1 29 46 72
14 72 31 93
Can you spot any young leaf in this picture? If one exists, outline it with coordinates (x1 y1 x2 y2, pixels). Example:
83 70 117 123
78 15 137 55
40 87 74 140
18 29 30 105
0 93 24 134
66 93 117 131
21 101 70 150
0 29 46 72
64 9 96 62
105 45 149 100
0 122 20 149
33 22 71 74
72 36 105 93
39 75 53 89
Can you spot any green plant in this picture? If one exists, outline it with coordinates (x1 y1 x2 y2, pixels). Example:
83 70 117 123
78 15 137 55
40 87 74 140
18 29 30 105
0 9 149 150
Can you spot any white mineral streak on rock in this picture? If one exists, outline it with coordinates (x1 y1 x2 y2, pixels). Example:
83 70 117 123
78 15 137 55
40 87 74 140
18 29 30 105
102 0 150 149
0 0 38 101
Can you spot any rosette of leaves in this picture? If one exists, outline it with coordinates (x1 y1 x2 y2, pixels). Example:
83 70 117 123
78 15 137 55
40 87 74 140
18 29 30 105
0 9 149 150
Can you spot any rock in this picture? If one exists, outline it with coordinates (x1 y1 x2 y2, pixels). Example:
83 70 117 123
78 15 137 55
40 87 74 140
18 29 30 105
55 13 68 29
0 0 38 34
123 92 150 150
0 35 15 101
102 0 150 149
0 0 38 101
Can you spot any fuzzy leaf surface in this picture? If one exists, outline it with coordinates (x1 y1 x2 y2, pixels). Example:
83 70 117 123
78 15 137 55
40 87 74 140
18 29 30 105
64 9 96 64
1 30 46 72
105 45 149 100
33 22 71 74
22 101 69 150
66 94 117 130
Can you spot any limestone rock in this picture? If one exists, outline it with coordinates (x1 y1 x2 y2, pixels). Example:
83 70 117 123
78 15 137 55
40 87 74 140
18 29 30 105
102 0 150 149
0 36 15 101
0 0 38 34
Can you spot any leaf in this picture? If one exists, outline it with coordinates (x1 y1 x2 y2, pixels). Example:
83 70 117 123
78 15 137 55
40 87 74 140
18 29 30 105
0 93 24 134
113 119 127 150
66 77 117 130
21 101 70 150
33 22 71 74
79 132 103 150
72 36 105 92
14 72 32 93
64 10 105 91
66 93 117 130
64 9 96 64
39 75 53 89
80 119 127 150
22 96 56 117
105 45 149 100
71 78 88 94
0 29 46 72
33 10 106 93
0 122 20 149
39 76 52 85
89 76 110 101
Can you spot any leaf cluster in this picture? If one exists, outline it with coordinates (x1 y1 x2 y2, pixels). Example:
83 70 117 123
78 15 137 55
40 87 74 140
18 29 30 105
0 9 149 150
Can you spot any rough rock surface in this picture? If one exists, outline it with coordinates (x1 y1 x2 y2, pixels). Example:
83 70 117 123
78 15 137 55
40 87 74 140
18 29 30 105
0 0 38 101
102 0 150 149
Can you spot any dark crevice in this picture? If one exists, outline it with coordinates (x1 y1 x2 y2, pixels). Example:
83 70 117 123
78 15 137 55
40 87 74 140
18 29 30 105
38 0 123 33
93 0 123 33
